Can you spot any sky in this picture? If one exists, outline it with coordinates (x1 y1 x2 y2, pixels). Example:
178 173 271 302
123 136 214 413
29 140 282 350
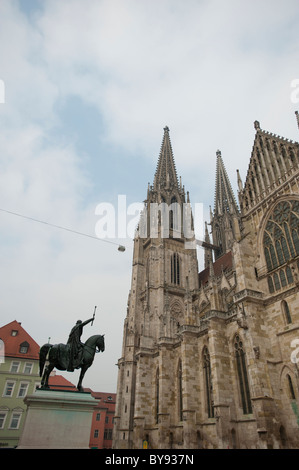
0 0 298 393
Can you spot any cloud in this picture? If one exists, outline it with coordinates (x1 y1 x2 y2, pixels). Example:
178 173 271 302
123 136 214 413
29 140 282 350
31 0 299 172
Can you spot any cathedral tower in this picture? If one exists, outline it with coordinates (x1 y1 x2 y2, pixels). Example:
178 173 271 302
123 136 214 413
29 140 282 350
113 127 199 449
114 114 299 449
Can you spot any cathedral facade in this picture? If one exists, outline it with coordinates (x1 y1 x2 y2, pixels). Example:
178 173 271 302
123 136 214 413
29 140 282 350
113 113 299 449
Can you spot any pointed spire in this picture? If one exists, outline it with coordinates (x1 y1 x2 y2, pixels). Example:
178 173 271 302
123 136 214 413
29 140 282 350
214 150 239 216
153 126 179 190
204 221 213 269
295 111 299 130
236 169 243 192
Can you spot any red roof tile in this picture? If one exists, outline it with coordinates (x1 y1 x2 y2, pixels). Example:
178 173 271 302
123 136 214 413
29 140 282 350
198 251 233 286
48 374 77 391
0 320 40 360
84 388 116 402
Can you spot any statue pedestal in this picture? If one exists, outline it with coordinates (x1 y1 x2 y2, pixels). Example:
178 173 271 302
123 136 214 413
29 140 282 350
18 389 97 449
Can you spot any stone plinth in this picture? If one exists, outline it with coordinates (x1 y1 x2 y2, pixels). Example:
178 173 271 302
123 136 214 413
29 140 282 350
18 388 97 449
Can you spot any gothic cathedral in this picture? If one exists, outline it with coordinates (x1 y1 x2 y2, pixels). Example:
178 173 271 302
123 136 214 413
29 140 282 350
113 113 299 449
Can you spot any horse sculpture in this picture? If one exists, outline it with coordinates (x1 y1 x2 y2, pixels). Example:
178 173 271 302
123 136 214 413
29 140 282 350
39 334 105 392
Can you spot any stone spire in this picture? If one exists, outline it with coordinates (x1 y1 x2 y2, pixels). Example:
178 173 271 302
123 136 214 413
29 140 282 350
204 221 213 268
214 150 239 216
296 111 299 130
211 150 241 259
153 126 179 191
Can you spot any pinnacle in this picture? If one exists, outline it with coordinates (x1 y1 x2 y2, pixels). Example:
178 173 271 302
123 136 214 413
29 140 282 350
153 126 179 191
214 150 239 215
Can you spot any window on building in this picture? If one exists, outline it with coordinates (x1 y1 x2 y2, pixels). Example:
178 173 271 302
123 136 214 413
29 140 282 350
169 197 180 232
0 412 7 429
9 412 22 430
18 382 29 398
267 276 274 293
286 266 293 284
19 341 29 354
10 362 20 373
3 381 15 397
203 347 214 418
105 416 109 424
11 330 18 337
263 200 299 278
96 413 101 421
94 429 99 438
287 374 296 400
23 362 33 374
234 335 252 414
171 253 180 285
282 300 292 324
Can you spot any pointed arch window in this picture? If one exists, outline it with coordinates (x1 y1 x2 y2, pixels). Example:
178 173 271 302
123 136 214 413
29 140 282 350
203 347 214 418
286 266 293 284
282 300 292 324
263 200 299 292
170 197 179 231
267 276 274 293
171 253 180 285
263 200 299 270
287 374 296 400
234 335 252 414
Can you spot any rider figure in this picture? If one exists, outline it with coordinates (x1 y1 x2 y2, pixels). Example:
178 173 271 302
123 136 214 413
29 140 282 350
67 315 94 371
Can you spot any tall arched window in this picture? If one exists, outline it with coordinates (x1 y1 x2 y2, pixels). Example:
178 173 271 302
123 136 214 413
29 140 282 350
287 374 296 400
178 360 183 421
203 347 214 418
234 335 252 414
170 197 180 231
263 200 299 272
171 253 180 285
282 300 292 324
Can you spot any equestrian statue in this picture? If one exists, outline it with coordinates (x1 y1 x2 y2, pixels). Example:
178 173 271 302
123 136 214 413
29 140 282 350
39 308 105 392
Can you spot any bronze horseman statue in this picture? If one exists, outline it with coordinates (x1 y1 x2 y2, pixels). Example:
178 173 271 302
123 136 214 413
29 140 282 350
39 309 105 391
67 316 95 371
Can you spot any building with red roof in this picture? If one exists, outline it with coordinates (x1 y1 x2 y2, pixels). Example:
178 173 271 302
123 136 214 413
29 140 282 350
0 320 116 448
0 320 40 361
85 389 116 449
